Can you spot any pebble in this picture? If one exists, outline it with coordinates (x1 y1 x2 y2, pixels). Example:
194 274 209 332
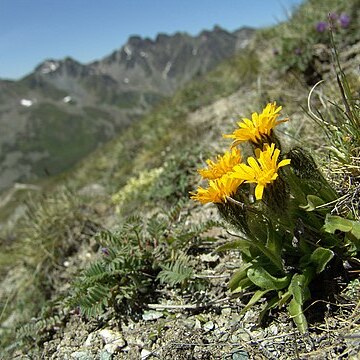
199 253 220 262
203 320 215 332
84 333 94 347
70 351 93 360
221 307 232 316
141 349 152 359
269 323 278 335
232 349 249 360
238 330 251 342
99 350 112 360
98 329 126 353
142 310 164 321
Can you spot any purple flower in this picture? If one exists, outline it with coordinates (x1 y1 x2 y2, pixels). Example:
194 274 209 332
101 247 110 256
316 21 328 33
339 13 350 28
294 48 302 55
328 12 338 21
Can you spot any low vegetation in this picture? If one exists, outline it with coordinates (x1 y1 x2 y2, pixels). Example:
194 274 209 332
0 0 359 358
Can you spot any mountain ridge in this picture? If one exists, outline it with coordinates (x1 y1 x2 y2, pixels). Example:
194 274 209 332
0 26 254 191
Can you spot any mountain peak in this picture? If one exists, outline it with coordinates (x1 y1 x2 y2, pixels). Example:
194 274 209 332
0 24 256 190
35 59 61 75
213 25 226 32
34 57 85 76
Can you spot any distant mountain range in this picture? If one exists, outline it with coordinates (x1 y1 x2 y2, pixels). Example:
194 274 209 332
0 26 254 190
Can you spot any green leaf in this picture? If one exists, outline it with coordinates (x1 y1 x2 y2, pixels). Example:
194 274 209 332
247 265 291 290
277 290 292 308
323 215 360 239
310 247 334 274
240 289 271 315
344 233 360 254
231 278 254 294
216 239 250 253
228 264 252 290
288 298 308 334
299 195 325 211
288 273 307 304
266 224 284 260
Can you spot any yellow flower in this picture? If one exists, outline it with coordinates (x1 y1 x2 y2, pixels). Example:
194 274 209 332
190 174 243 204
198 148 242 180
223 102 288 146
232 144 291 200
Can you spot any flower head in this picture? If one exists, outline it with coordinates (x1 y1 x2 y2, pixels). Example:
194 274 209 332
190 174 243 204
339 13 350 28
316 21 328 33
198 148 242 180
101 247 110 256
223 102 288 146
329 12 338 21
231 143 291 200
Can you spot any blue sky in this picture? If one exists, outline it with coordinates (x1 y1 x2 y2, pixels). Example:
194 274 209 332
0 0 303 80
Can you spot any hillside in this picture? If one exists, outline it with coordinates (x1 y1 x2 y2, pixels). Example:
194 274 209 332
0 26 254 191
0 0 359 359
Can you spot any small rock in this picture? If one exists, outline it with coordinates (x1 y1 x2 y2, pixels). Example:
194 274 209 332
99 350 112 360
199 253 219 263
183 317 196 329
242 309 257 323
269 324 278 335
232 349 249 360
221 307 232 316
142 310 164 321
98 329 126 353
141 349 152 359
104 343 118 355
203 320 215 332
70 351 93 360
251 329 264 339
238 330 251 342
84 333 94 347
195 318 202 329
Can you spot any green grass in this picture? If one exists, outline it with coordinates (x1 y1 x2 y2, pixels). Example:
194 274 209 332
83 106 112 121
0 188 99 351
17 103 109 176
65 48 260 191
256 0 359 80
19 75 68 100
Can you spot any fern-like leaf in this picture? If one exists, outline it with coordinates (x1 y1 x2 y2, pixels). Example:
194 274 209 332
157 254 193 287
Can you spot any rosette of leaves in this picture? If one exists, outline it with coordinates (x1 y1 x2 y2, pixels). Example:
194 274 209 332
218 147 359 333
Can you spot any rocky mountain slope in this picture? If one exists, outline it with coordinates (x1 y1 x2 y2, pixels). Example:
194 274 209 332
0 26 254 191
0 0 359 358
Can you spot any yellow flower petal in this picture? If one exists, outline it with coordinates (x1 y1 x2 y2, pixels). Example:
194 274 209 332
255 184 264 200
278 159 291 167
223 102 288 145
190 174 243 204
232 144 291 200
198 148 242 180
